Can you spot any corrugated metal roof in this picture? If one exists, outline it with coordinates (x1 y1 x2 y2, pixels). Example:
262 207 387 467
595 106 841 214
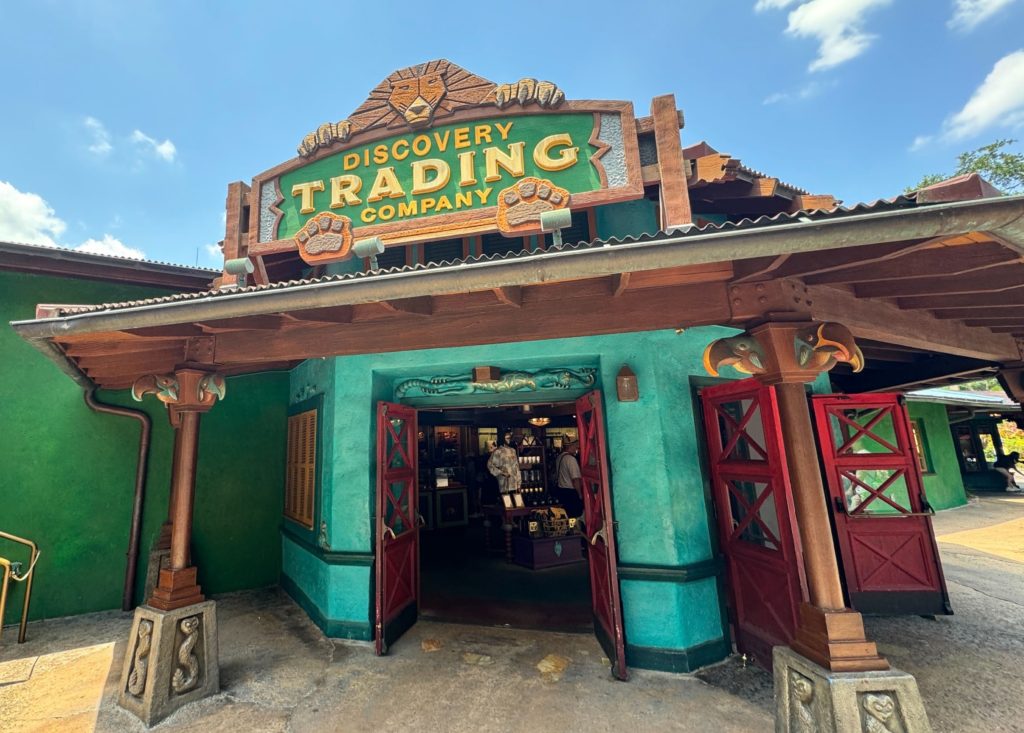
0 240 218 274
909 387 1019 409
43 194 951 317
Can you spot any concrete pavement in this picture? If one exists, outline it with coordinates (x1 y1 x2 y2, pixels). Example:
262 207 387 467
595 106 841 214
3 496 1023 732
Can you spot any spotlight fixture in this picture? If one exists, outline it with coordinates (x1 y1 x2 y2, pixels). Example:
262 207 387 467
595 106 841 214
353 236 385 270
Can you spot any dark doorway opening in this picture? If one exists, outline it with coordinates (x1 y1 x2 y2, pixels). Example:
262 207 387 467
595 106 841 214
416 402 592 633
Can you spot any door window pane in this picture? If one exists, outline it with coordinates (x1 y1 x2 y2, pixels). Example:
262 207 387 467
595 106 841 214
841 469 910 514
727 479 780 550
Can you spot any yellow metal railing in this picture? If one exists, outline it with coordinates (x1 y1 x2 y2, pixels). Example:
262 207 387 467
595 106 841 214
0 531 40 643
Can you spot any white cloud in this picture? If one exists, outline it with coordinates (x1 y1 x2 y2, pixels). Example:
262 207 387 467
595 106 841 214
944 49 1024 141
763 80 831 105
948 0 1017 31
204 243 222 262
131 129 177 162
75 234 145 259
909 135 934 152
757 0 892 72
84 116 112 156
755 0 798 8
0 181 67 246
0 180 145 258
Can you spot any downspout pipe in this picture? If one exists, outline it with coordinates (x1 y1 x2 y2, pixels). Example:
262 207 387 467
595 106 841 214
84 388 151 612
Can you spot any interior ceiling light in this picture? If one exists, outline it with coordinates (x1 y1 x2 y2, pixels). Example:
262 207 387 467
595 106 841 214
528 417 551 427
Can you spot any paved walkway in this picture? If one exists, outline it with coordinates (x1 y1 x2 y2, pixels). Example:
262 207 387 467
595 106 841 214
3 496 1022 732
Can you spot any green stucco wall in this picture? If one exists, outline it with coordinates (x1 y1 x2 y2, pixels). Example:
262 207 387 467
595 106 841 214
1 270 288 626
282 327 747 664
907 401 968 510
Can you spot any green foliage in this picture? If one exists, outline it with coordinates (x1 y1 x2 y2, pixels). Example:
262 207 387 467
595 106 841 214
907 139 1024 194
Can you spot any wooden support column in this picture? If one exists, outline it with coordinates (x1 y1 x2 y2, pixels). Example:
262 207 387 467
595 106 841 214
651 94 692 229
748 322 889 672
131 368 225 611
154 425 183 552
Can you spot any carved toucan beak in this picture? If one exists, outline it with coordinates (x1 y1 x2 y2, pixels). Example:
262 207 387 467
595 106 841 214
703 339 737 377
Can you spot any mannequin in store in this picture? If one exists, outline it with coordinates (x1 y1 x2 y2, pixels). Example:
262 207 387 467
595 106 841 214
487 430 521 499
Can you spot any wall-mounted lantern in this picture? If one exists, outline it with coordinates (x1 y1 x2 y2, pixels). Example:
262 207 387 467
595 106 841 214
616 365 639 402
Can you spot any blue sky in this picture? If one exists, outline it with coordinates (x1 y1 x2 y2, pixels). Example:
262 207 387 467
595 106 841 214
1 0 1022 268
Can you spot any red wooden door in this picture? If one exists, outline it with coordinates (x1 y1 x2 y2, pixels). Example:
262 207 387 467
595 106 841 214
575 391 629 681
700 379 807 668
375 401 420 655
812 394 952 615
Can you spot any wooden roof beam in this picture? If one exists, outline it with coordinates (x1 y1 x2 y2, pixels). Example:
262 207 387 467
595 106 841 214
379 296 433 317
742 238 945 283
808 283 1019 361
896 287 1024 310
932 307 1024 320
281 305 354 325
491 286 523 307
197 315 286 332
804 242 1020 285
855 266 1024 298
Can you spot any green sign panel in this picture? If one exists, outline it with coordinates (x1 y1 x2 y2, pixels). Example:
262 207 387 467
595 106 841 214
277 112 601 238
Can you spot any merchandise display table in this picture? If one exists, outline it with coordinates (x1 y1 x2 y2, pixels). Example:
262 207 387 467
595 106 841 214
482 504 532 563
512 534 585 569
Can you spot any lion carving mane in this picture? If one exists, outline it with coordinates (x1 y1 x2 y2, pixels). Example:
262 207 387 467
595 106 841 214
298 59 565 157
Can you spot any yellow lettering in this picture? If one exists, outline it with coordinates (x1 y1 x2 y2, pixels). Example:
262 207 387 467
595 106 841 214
412 134 431 157
455 191 473 208
378 204 396 221
363 149 371 167
494 121 513 140
534 134 579 172
397 201 418 218
361 208 376 223
343 153 361 171
435 195 452 213
458 151 477 187
474 188 493 204
420 197 436 214
330 175 362 208
291 180 325 214
391 138 410 161
373 144 389 165
484 142 526 183
474 125 492 145
411 158 451 195
367 167 405 203
453 127 471 149
432 130 451 152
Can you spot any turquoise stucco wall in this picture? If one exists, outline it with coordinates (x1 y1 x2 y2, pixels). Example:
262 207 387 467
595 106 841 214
281 327 744 660
907 401 968 510
2 270 288 626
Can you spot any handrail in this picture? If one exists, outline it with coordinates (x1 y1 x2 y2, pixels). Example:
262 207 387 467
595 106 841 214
0 530 40 643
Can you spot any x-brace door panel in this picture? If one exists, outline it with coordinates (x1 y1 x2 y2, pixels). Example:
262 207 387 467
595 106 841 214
812 394 951 615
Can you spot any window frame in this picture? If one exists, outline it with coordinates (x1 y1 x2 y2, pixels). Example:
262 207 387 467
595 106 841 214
909 418 935 476
284 395 323 532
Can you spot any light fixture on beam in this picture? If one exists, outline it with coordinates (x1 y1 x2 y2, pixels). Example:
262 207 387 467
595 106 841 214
528 417 551 427
353 236 385 270
540 208 573 248
473 366 501 383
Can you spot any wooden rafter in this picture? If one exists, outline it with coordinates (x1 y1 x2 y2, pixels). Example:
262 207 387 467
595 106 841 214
855 266 1024 298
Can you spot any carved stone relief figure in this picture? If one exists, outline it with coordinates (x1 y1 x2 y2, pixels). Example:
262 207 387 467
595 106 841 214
789 670 818 733
126 619 153 698
171 616 201 695
861 693 903 733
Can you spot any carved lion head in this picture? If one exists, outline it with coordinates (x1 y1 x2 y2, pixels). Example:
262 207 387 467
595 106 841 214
388 70 447 129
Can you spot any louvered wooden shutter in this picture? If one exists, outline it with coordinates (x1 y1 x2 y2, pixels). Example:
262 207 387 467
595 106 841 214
284 409 317 528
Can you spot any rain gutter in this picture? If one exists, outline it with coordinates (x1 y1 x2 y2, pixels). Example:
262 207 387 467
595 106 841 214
11 195 1024 383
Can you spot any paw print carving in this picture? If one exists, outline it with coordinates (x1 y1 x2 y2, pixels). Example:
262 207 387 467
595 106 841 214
496 177 569 231
494 79 565 109
297 120 353 157
295 212 353 259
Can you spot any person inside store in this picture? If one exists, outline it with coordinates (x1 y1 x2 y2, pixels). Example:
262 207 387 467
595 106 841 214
993 451 1023 492
553 439 584 518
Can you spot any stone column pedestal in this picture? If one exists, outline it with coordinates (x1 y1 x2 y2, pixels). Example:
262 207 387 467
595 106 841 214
774 646 931 733
118 600 219 726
